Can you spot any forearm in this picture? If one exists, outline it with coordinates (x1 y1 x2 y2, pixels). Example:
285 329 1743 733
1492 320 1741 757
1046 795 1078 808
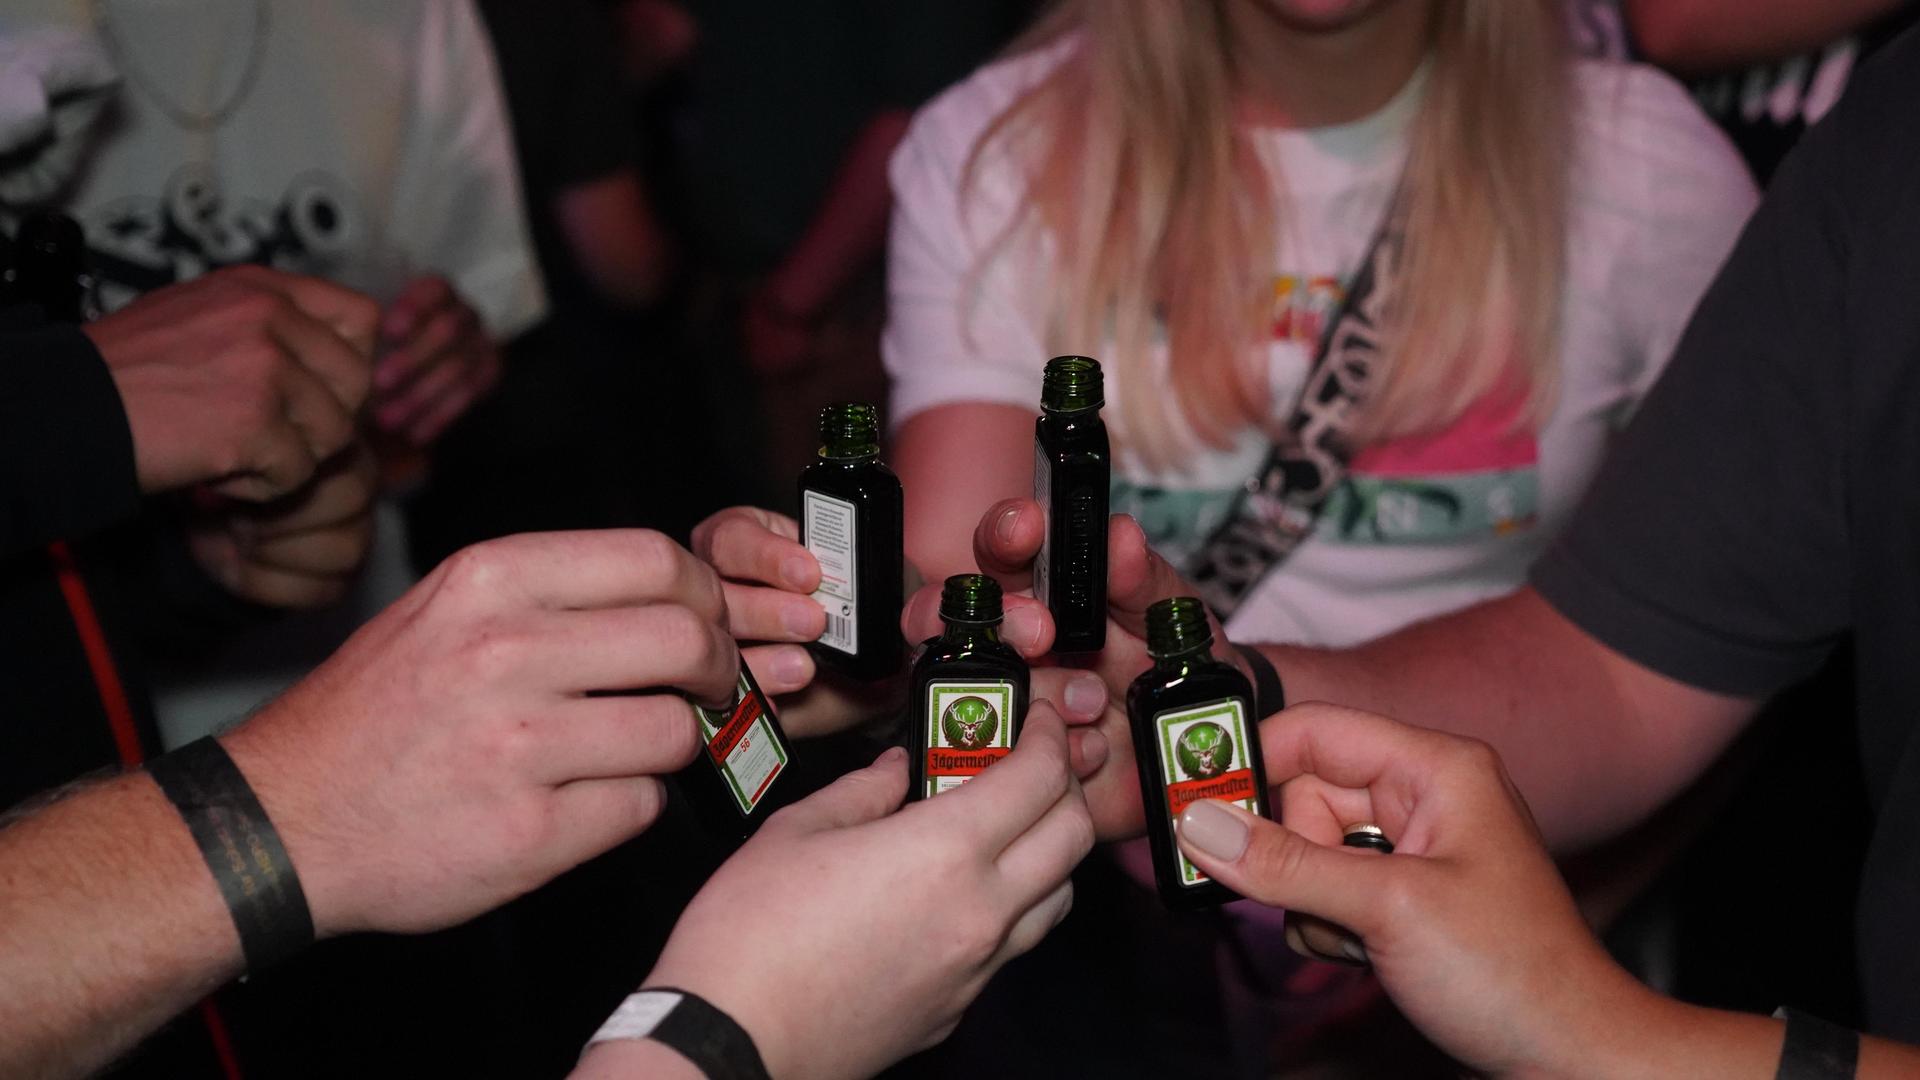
1257 589 1755 850
1625 0 1905 74
763 110 912 316
0 773 242 1078
1562 986 1920 1078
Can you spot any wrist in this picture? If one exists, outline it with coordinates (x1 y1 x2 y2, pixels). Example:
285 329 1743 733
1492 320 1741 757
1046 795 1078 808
1501 954 1675 1079
217 707 355 938
635 964 791 1080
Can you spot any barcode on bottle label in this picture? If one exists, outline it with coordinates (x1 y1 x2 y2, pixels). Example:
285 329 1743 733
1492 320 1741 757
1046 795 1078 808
803 490 859 654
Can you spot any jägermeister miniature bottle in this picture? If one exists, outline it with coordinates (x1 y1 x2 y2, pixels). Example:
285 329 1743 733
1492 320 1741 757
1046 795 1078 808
799 402 904 681
908 574 1030 800
1127 597 1271 909
678 663 792 841
1034 356 1110 653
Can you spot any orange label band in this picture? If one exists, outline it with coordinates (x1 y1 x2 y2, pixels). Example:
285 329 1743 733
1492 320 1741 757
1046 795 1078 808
927 746 1011 777
707 691 764 763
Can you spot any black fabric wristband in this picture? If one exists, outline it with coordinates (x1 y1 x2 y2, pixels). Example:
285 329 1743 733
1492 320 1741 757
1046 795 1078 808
1234 643 1286 719
147 737 315 971
589 988 771 1080
1773 1008 1860 1080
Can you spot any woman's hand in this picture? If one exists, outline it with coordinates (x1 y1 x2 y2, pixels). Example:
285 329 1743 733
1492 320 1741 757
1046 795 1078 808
603 703 1095 1080
1175 702 1651 1078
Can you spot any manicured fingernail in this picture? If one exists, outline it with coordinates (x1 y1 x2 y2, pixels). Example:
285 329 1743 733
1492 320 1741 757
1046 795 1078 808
772 647 810 686
994 505 1021 544
1075 729 1109 773
1064 673 1106 717
1180 800 1249 861
781 554 814 590
1339 937 1369 966
782 601 822 638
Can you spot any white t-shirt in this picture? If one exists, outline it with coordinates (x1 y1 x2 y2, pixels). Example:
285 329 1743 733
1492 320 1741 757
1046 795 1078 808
0 0 545 337
885 46 1758 647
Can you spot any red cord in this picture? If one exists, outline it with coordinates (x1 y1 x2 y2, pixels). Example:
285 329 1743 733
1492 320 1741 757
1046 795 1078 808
48 540 245 1080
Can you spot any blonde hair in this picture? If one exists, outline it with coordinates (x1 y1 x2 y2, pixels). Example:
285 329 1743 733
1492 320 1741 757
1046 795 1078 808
967 1 1572 469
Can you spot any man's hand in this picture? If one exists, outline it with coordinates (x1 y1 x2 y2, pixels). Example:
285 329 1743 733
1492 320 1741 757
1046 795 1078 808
187 440 378 609
691 505 911 738
82 265 378 501
220 529 738 936
371 274 501 446
589 703 1094 1080
901 498 1227 839
1176 703 1644 1078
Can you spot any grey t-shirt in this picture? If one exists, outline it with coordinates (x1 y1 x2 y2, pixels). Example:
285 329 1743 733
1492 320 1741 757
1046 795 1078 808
1532 24 1920 1039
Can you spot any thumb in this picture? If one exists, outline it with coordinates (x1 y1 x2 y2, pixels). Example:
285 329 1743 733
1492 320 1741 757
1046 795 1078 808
1176 799 1392 929
771 745 909 834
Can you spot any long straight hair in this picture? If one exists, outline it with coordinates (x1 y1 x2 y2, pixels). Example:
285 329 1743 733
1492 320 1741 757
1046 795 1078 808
966 1 1572 469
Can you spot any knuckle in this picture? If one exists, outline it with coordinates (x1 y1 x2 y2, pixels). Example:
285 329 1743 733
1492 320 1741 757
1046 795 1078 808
960 910 1008 967
440 541 509 599
627 529 685 588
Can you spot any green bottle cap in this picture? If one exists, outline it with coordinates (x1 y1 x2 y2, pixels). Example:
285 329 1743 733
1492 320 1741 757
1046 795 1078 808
1144 597 1213 659
818 402 881 458
940 573 1004 624
1041 355 1104 412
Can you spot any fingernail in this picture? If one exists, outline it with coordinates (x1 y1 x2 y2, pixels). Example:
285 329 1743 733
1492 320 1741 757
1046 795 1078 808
994 505 1021 544
1005 607 1044 654
1064 673 1106 717
1076 729 1109 773
781 554 814 590
772 647 810 686
876 745 906 766
782 602 822 638
1339 937 1369 966
1180 800 1249 861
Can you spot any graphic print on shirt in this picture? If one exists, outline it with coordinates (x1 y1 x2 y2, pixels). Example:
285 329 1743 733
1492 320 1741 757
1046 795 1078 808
80 164 370 311
1113 273 1539 554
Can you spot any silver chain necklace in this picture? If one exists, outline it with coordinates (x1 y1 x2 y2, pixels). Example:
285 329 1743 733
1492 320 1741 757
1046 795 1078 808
92 0 271 132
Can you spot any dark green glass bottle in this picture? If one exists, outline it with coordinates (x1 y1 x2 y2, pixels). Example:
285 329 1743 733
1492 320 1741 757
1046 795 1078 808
1034 356 1110 653
1126 598 1271 910
676 663 793 842
798 403 905 681
907 575 1030 801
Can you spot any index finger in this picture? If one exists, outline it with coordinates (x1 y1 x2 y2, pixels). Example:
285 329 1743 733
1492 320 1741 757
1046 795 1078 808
931 701 1076 857
1257 702 1476 838
267 299 376 415
434 530 728 628
691 506 815 592
1106 513 1211 639
234 265 380 358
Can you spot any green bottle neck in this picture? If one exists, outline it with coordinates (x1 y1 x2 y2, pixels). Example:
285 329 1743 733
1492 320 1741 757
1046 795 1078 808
1150 642 1213 675
940 619 1003 647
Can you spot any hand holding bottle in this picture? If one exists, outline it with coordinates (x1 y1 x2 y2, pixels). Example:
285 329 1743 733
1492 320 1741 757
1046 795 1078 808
592 704 1094 1080
1176 702 1645 1078
689 504 825 700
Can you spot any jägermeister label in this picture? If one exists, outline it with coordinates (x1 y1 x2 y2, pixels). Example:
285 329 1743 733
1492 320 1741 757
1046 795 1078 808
1154 698 1260 887
695 670 790 815
922 679 1016 798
